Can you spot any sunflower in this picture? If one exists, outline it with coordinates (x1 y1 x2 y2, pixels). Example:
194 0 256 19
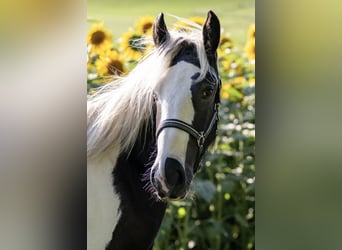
221 59 232 73
221 82 231 99
87 22 113 55
244 38 255 60
248 77 255 86
189 16 205 26
135 16 154 35
174 16 205 31
120 29 146 61
88 88 97 96
218 34 234 57
95 50 126 76
231 76 246 85
247 23 255 40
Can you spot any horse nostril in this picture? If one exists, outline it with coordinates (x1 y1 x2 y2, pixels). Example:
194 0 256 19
164 157 185 194
166 168 180 187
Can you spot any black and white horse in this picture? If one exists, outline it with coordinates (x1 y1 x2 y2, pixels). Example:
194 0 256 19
87 11 221 250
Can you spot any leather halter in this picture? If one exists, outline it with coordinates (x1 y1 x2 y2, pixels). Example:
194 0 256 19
156 104 219 170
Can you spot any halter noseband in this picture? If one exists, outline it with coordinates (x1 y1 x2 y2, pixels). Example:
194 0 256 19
156 104 219 169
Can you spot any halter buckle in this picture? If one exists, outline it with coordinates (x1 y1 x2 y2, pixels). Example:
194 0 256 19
197 132 205 148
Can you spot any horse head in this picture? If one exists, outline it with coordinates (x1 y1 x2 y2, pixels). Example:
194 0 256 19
150 11 221 200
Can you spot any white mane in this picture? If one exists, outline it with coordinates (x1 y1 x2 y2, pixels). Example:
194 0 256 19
87 22 216 160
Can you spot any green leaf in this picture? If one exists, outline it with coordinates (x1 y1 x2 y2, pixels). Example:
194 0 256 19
221 179 237 193
192 179 217 203
246 182 255 193
234 213 249 228
228 87 244 100
218 143 231 151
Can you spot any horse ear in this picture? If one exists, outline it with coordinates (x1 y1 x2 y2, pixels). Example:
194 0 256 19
202 10 221 55
153 13 169 47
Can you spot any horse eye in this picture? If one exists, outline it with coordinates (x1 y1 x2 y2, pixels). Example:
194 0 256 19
201 86 214 99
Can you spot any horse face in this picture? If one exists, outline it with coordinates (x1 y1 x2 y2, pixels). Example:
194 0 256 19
150 11 221 200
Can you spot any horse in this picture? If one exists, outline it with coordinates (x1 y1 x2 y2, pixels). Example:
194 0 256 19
87 11 221 250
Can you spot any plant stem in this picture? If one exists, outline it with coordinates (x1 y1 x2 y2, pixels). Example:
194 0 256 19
215 184 223 250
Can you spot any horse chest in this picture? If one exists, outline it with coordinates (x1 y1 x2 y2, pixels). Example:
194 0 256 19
87 153 121 250
105 153 167 250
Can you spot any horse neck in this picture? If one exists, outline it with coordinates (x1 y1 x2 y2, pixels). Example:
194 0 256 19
108 103 167 250
129 107 157 166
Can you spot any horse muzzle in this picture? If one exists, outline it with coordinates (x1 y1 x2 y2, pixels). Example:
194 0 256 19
151 157 188 200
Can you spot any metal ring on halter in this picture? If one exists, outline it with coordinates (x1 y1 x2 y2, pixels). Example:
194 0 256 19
197 132 205 149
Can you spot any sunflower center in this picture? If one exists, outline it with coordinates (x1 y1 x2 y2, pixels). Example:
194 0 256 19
129 35 145 52
108 59 124 75
91 30 106 45
142 23 152 33
220 37 233 47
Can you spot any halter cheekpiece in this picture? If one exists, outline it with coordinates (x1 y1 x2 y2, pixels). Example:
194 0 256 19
156 104 219 162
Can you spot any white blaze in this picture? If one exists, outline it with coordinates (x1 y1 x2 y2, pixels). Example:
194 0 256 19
154 62 199 191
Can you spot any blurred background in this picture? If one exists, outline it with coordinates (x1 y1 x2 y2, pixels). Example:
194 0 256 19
87 0 254 45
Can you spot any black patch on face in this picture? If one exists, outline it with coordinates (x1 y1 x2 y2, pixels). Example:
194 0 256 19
168 39 221 174
186 71 220 173
170 41 200 68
